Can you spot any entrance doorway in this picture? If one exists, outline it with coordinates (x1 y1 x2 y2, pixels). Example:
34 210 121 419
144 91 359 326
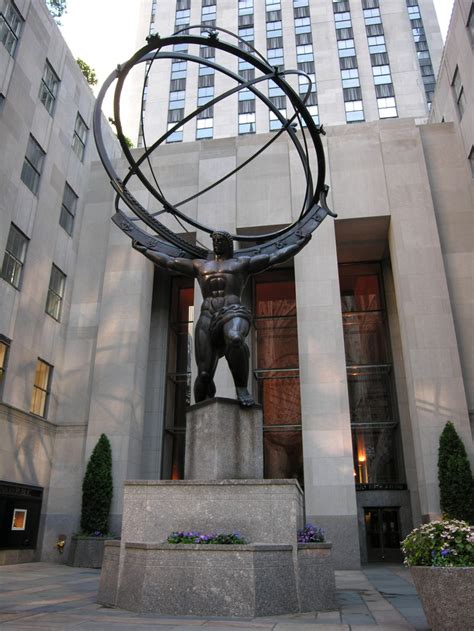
364 507 402 562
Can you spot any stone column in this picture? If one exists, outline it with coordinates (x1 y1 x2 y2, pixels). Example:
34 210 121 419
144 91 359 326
382 123 473 521
294 220 360 570
84 217 154 534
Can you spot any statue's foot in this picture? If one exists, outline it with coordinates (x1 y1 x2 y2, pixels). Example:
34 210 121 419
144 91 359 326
236 387 255 407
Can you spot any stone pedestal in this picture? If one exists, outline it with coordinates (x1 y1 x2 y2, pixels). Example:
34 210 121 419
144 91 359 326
108 543 298 617
121 479 304 547
185 398 263 480
97 399 336 615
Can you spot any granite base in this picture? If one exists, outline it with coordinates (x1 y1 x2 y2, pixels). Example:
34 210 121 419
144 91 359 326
101 543 299 617
185 398 263 480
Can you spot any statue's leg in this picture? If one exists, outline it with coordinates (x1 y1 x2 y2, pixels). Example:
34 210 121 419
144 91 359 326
194 315 218 402
223 318 255 407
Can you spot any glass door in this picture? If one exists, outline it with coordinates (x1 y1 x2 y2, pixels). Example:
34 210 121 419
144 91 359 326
364 507 402 562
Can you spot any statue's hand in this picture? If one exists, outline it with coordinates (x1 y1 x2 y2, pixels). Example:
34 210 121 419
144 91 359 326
132 240 147 253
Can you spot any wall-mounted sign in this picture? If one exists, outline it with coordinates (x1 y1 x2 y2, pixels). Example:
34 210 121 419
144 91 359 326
11 509 27 531
356 483 407 492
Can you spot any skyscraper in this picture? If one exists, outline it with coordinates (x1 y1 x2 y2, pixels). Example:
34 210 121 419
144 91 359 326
127 0 444 146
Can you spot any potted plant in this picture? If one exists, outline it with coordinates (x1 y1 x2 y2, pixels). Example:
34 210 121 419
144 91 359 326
401 519 474 630
68 434 115 568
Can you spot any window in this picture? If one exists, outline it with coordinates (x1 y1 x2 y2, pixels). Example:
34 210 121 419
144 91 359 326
339 263 403 486
341 68 360 88
0 337 10 396
345 100 364 122
238 0 253 16
372 64 391 84
21 135 45 195
72 113 88 161
171 61 187 80
196 117 213 139
367 35 386 53
254 270 303 485
197 86 213 106
167 122 183 143
59 183 78 236
46 265 66 321
175 8 190 25
377 96 397 118
163 278 194 479
452 67 466 118
268 47 284 66
201 5 216 21
0 1 22 56
267 20 282 37
238 112 256 134
468 3 474 44
1 224 28 289
338 38 355 57
296 44 313 62
269 108 286 130
364 8 381 24
334 12 351 28
39 61 60 116
169 90 185 109
294 17 310 34
31 359 52 418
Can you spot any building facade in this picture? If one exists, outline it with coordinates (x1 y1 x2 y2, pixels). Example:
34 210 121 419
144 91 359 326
0 0 473 569
123 0 444 145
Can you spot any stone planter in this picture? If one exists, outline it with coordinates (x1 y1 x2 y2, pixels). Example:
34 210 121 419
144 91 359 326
410 566 474 630
297 543 336 612
67 535 116 569
99 542 299 617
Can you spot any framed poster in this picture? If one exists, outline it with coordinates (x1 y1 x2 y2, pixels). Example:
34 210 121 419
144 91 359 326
11 509 27 531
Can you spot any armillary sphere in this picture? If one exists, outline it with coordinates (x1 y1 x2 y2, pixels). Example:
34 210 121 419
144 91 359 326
93 25 336 260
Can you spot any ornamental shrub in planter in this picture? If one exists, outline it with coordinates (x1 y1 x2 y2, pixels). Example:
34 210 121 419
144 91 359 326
402 519 474 630
438 421 474 524
68 434 115 568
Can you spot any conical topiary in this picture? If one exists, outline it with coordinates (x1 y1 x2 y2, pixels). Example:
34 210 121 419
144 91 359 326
80 434 113 535
438 421 474 524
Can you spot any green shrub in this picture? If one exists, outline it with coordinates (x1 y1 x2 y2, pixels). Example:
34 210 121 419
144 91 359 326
80 434 113 535
438 421 474 524
401 519 474 567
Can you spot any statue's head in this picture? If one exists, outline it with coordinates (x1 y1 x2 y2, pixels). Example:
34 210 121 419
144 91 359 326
211 231 234 258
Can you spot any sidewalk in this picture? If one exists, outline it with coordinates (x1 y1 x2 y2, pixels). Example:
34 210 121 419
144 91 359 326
0 562 429 630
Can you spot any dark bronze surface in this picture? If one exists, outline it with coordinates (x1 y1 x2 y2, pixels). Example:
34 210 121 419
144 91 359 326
93 26 336 405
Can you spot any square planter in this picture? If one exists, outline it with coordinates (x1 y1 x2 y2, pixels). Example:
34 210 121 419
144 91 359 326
67 535 116 568
297 543 336 611
410 566 474 630
107 542 299 617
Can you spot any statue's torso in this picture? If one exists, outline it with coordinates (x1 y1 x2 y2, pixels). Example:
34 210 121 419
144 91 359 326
196 258 248 314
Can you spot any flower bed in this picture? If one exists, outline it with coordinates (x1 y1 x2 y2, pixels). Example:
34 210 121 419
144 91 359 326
297 523 325 543
402 519 474 567
166 530 248 544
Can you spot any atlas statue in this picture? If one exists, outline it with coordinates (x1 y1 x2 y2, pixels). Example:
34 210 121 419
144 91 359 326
134 230 310 407
92 25 335 407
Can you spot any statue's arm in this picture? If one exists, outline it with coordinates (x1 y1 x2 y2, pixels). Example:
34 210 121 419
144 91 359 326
248 234 311 274
133 241 196 277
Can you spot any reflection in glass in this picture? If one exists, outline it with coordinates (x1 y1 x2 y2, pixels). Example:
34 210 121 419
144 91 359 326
164 279 194 480
254 271 303 485
339 263 403 486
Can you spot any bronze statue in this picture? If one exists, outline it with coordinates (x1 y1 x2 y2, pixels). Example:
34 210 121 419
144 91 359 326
134 231 310 407
94 28 335 407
